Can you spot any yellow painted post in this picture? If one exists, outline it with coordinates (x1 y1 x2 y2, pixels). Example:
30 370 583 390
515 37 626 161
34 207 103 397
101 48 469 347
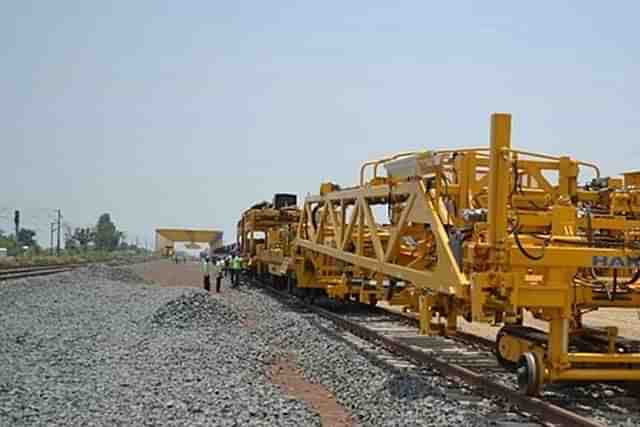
558 156 578 198
549 308 569 370
457 153 472 217
340 200 346 241
446 308 457 336
357 203 364 256
606 327 618 354
487 113 512 250
419 295 433 335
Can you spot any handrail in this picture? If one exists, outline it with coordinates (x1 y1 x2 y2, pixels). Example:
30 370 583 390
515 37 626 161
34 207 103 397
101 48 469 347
371 151 428 184
359 147 600 186
506 149 601 178
359 151 426 186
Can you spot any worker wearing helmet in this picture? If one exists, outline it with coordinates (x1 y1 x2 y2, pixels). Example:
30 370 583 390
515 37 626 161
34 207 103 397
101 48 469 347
223 256 230 278
230 254 242 287
201 256 211 292
214 259 224 293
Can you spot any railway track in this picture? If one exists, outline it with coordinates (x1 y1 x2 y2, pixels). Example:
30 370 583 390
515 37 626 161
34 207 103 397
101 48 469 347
250 277 640 427
0 264 80 281
0 258 152 281
0 261 151 281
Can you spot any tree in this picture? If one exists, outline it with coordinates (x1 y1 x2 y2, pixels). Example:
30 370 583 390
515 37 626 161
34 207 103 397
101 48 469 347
72 227 95 250
63 224 77 250
0 230 16 255
94 213 122 251
119 239 137 250
17 228 37 247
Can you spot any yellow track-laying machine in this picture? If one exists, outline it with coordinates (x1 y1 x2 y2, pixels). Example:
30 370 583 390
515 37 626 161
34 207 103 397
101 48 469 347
237 194 300 284
289 113 640 395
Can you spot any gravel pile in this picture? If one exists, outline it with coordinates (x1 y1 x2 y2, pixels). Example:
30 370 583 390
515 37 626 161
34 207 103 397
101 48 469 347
0 267 319 426
82 263 151 284
150 291 243 329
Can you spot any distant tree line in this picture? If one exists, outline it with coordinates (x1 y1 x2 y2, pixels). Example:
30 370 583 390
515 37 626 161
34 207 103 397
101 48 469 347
0 228 38 255
0 213 133 256
65 213 128 252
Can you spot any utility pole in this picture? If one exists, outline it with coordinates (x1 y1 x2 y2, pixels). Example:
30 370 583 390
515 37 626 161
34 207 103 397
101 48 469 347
50 222 56 256
56 209 61 256
14 210 20 248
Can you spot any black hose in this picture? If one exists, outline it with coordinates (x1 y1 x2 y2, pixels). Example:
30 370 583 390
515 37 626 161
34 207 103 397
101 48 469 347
586 209 593 245
582 270 612 299
311 203 322 229
622 269 640 286
388 279 396 300
587 267 639 297
512 223 546 261
441 173 449 196
510 159 519 206
440 173 457 221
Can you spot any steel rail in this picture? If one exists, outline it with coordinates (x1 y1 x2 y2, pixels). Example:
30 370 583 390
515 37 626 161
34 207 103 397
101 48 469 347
0 258 155 280
252 279 605 427
0 265 77 281
311 305 604 427
0 264 86 273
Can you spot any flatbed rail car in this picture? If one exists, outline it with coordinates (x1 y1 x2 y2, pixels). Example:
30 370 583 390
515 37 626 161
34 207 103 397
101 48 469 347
237 194 301 279
293 113 640 395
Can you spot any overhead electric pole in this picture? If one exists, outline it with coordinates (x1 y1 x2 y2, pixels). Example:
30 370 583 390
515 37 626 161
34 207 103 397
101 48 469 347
14 210 20 247
50 222 56 256
56 209 61 256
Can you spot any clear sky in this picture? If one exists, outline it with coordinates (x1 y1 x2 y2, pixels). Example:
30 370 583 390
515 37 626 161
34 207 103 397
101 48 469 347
2 1 639 247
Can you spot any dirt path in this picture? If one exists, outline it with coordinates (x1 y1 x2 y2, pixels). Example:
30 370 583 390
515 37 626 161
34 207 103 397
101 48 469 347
130 259 205 288
271 356 354 427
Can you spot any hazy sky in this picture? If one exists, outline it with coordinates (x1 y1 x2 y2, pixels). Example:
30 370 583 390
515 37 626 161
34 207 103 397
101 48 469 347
2 1 639 247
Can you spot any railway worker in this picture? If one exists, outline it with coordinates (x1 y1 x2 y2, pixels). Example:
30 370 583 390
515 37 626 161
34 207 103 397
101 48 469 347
231 255 242 287
201 256 211 292
214 259 223 293
223 256 230 278
228 256 235 285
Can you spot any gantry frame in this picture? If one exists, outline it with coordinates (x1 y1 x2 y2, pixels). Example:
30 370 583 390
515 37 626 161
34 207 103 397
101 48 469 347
294 113 640 394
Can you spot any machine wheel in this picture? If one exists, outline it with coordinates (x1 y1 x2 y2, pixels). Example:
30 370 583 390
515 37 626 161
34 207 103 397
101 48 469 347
517 352 543 396
304 289 316 305
495 329 517 369
286 274 295 294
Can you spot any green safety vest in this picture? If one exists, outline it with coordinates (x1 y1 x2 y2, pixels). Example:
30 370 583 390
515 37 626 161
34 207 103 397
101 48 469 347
200 260 210 275
232 258 242 270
